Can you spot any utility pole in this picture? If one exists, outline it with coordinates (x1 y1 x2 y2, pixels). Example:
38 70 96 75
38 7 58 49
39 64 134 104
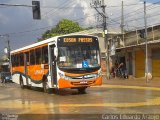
90 0 110 79
6 35 10 61
144 1 149 82
121 1 125 45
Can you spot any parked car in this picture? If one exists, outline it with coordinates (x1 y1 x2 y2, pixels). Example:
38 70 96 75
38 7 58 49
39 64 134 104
0 72 12 83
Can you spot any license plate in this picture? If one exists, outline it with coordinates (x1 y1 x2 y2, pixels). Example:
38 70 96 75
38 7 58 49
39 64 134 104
80 81 87 84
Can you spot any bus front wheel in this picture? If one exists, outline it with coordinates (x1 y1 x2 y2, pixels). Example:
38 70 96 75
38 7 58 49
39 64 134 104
43 82 49 93
77 87 87 94
42 76 49 93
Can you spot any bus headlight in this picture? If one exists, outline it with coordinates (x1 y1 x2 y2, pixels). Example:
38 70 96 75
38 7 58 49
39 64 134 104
58 72 70 80
64 76 70 80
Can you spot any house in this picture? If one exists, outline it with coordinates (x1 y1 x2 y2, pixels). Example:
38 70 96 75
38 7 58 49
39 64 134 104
115 25 160 78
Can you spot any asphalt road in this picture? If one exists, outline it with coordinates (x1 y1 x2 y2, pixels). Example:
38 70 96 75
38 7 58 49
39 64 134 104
0 82 160 120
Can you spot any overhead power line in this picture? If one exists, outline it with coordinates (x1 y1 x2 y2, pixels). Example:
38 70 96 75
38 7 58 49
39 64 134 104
125 12 160 23
41 0 70 18
5 13 96 37
40 3 140 9
5 25 55 36
0 2 143 9
1 1 160 40
124 5 160 22
42 0 77 20
106 3 140 8
112 1 160 22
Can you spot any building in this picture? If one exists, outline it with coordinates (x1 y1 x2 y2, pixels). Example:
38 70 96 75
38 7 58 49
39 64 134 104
0 54 10 72
115 25 160 78
75 25 160 79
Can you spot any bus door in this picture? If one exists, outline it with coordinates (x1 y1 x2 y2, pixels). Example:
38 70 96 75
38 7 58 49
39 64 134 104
24 52 29 86
49 43 57 87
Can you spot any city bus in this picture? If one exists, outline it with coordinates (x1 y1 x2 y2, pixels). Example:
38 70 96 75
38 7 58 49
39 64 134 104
10 35 102 93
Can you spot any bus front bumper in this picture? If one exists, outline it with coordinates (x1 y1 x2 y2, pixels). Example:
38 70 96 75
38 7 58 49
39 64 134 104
58 76 102 89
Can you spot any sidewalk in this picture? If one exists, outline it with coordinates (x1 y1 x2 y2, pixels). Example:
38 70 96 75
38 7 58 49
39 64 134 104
102 75 160 88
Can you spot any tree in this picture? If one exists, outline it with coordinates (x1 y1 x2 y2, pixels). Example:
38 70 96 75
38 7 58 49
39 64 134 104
56 19 83 34
38 19 83 41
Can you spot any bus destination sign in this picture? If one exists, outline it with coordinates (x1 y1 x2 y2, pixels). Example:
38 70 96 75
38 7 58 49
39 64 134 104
64 38 93 43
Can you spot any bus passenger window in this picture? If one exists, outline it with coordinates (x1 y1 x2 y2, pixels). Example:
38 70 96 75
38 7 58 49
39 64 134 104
26 52 29 65
11 55 15 67
15 54 19 66
42 46 48 64
19 53 24 66
30 50 35 65
35 48 42 64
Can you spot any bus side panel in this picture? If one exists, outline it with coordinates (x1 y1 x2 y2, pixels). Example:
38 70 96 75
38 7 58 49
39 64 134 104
12 73 21 84
12 66 25 84
12 65 50 88
12 73 32 86
12 66 32 85
27 65 49 87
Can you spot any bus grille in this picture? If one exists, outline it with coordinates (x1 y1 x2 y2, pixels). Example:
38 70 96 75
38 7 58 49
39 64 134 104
68 74 97 80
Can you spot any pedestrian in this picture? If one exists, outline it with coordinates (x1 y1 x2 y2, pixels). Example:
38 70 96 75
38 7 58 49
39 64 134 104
118 62 128 79
114 61 119 78
110 61 118 78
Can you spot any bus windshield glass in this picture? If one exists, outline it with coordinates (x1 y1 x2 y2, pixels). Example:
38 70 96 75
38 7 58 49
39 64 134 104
57 36 100 70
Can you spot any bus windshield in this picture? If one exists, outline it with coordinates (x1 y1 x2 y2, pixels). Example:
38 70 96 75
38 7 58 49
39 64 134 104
57 45 100 69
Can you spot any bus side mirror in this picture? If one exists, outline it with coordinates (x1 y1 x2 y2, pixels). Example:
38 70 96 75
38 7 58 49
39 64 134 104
54 48 58 59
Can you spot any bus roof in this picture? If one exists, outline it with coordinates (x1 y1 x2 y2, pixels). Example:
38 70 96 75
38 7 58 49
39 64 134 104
11 36 57 54
11 34 97 54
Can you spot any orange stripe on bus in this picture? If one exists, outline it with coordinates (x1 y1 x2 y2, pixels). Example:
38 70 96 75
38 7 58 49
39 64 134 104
12 66 24 74
12 65 49 81
58 78 74 88
94 76 102 85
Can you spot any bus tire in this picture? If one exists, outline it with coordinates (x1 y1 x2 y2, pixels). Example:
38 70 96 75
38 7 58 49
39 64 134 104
78 87 87 94
43 82 49 93
20 75 24 89
42 76 49 93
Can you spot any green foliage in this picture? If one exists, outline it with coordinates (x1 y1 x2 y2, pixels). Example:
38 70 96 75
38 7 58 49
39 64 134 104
38 19 84 41
57 19 83 34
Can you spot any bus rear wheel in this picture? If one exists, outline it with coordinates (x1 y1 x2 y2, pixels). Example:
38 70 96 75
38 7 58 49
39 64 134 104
77 87 87 94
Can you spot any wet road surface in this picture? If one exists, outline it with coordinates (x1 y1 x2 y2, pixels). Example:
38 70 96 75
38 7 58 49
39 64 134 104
0 83 160 119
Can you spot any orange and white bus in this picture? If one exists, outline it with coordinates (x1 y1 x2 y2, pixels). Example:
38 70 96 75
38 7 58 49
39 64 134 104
11 35 102 93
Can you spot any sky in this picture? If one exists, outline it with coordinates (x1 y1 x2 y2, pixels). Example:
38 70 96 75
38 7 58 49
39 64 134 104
0 0 160 57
